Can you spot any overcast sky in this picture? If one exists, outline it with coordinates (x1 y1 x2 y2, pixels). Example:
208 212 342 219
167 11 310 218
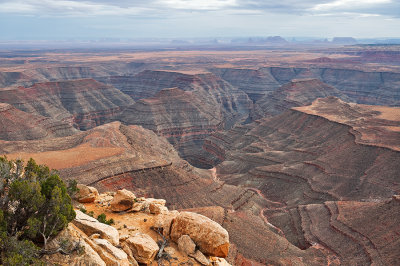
0 0 399 40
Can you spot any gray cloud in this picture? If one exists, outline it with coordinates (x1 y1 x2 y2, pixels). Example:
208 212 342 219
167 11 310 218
0 0 398 17
0 0 399 39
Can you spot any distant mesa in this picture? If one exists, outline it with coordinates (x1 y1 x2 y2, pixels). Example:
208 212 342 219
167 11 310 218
265 36 288 44
332 37 357 44
170 39 190 45
231 36 287 44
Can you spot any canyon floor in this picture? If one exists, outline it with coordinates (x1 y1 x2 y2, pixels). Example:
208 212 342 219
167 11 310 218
0 44 399 265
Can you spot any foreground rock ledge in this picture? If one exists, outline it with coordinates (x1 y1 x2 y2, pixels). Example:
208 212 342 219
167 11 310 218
73 210 119 246
170 211 230 257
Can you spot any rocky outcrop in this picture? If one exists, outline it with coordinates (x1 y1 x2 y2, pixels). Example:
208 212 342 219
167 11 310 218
78 191 236 265
44 224 106 266
75 184 99 203
170 212 230 257
73 210 119 245
0 102 77 140
0 79 134 130
44 214 131 266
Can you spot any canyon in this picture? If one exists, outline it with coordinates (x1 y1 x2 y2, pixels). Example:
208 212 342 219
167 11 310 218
0 46 399 265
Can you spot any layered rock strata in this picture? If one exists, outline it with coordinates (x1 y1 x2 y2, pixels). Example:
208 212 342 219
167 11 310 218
118 70 252 168
266 198 400 265
252 78 350 119
0 102 77 140
0 63 147 88
0 79 134 130
210 107 400 204
209 68 281 101
212 66 400 107
294 96 400 151
203 99 400 263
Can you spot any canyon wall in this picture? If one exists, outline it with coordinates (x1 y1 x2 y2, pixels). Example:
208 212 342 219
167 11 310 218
116 70 252 168
0 79 134 130
0 63 148 88
0 102 77 140
201 100 400 264
212 66 400 107
251 78 350 119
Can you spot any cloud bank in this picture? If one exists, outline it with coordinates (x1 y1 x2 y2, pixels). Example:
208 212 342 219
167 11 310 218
0 0 399 39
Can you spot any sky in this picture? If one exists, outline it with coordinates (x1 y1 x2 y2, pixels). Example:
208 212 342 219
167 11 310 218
0 0 399 40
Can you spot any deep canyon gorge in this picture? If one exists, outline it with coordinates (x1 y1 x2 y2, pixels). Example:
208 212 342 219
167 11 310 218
0 45 399 265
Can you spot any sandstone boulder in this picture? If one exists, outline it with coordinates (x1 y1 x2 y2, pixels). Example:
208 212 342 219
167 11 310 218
75 184 99 203
170 212 229 257
134 197 166 213
145 198 166 206
73 210 119 246
131 202 145 212
124 233 159 265
110 189 136 212
153 210 179 237
149 203 168 214
177 235 196 255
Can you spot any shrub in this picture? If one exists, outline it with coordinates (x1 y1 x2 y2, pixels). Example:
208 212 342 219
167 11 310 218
97 213 114 225
0 157 76 264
